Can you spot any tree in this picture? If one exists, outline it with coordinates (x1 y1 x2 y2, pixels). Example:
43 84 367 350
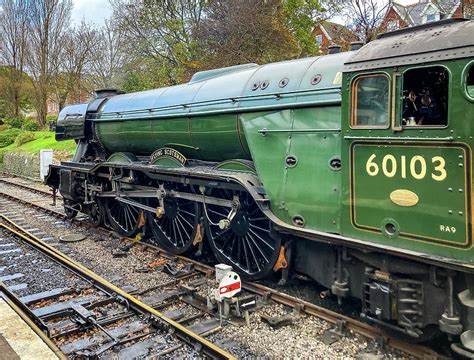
338 0 388 43
282 0 324 57
111 0 207 85
0 0 29 117
26 0 73 126
51 22 98 110
196 0 298 69
87 19 131 90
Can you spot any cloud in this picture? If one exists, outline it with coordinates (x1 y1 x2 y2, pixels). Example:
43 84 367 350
71 0 112 27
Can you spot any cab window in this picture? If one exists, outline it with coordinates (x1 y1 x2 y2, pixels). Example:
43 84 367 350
351 74 390 128
402 66 448 127
467 64 474 99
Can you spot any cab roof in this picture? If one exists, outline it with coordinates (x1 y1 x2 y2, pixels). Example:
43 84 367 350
345 19 474 72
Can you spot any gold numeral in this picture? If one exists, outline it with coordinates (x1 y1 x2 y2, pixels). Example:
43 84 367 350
365 154 446 181
410 156 427 180
366 154 379 176
432 156 447 181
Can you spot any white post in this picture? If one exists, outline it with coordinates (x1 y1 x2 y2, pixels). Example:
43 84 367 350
40 149 53 181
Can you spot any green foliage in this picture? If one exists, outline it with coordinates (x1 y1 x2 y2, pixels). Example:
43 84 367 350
3 117 23 129
113 0 328 90
121 58 181 92
14 131 35 146
0 66 34 119
195 0 299 69
0 124 11 131
2 131 76 153
0 150 4 164
283 0 323 57
22 118 39 131
0 128 22 147
46 115 58 123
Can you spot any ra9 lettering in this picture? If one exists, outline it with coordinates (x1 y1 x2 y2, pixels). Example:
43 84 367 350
365 154 447 181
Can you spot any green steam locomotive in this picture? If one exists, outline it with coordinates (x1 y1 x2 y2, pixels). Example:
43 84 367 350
46 19 474 353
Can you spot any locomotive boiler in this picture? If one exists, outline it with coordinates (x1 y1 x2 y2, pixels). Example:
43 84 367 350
46 19 474 354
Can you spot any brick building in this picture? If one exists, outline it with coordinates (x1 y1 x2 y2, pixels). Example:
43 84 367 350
383 0 474 31
312 21 359 54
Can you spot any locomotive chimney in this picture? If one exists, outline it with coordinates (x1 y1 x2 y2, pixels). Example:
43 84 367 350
328 45 342 54
350 41 364 51
94 88 124 99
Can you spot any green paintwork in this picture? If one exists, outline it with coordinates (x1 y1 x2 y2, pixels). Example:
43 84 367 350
95 114 249 161
341 58 474 263
106 152 138 164
151 157 184 168
241 106 342 233
214 160 256 173
93 52 351 162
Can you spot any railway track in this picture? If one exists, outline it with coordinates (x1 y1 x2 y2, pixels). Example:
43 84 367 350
0 214 232 359
0 176 448 359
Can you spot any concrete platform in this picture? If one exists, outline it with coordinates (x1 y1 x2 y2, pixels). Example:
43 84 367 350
0 298 60 360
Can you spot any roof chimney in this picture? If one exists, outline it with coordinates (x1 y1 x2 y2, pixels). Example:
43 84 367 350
328 45 342 54
350 41 364 51
94 88 124 99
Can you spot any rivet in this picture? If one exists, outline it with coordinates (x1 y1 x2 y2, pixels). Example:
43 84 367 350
449 210 453 214
459 155 464 159
448 188 453 192
459 189 463 193
459 211 463 216
459 163 464 167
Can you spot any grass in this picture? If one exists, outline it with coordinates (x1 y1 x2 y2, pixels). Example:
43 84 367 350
1 131 76 154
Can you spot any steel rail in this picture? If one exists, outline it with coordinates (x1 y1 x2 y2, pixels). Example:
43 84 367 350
0 177 57 199
0 282 67 360
0 215 235 360
0 187 448 359
137 241 447 360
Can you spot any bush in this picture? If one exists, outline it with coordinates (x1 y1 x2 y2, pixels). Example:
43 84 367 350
46 114 58 123
0 124 11 131
15 131 35 146
0 128 22 147
3 117 23 129
22 119 39 131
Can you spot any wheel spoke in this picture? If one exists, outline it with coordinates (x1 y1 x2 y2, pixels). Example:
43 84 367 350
245 236 261 271
249 223 270 233
106 199 139 237
174 219 185 247
247 232 269 263
241 236 251 271
175 215 190 238
204 188 281 279
248 217 267 222
248 228 274 250
207 207 228 218
180 209 197 218
147 189 198 254
177 212 194 229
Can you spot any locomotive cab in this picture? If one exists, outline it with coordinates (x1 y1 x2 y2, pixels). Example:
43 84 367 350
340 19 474 350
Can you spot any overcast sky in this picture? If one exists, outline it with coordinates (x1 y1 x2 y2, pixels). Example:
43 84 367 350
72 0 112 26
70 0 418 27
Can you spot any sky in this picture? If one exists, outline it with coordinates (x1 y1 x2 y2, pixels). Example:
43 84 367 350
70 0 419 27
71 0 113 27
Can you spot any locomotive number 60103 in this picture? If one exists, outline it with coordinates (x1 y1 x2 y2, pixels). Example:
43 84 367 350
365 154 447 181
